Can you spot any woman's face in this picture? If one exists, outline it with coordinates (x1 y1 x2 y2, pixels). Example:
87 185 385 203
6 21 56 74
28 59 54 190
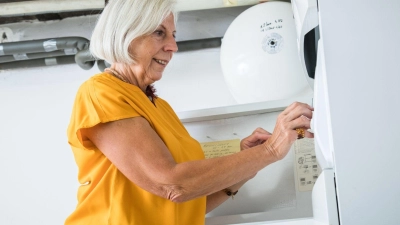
129 13 177 85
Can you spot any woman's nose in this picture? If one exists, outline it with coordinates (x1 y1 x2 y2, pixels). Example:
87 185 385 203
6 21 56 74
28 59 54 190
164 36 178 52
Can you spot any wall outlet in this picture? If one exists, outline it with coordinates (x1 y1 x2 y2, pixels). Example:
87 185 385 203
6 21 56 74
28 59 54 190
0 27 14 43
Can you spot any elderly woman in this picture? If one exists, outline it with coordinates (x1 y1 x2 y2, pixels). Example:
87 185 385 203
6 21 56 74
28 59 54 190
65 0 313 224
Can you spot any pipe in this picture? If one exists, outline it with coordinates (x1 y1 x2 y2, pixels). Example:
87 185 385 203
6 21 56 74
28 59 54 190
177 37 222 52
78 38 222 70
0 37 222 71
0 49 77 63
97 60 111 72
74 49 95 70
0 56 76 70
0 37 91 70
0 37 89 55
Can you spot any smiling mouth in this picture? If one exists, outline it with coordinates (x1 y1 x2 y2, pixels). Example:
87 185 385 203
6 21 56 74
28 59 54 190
154 58 168 65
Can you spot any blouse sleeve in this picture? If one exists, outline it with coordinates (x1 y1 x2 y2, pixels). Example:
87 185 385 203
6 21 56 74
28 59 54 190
67 76 141 150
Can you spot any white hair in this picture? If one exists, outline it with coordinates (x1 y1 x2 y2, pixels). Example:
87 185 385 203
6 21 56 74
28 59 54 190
90 0 177 64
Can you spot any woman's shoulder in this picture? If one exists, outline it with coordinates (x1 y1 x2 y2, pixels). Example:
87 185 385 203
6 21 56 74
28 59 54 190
73 73 122 101
77 72 108 89
88 72 116 86
79 72 140 93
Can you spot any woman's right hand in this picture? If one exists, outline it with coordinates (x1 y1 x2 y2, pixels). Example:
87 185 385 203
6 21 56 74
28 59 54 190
263 102 314 161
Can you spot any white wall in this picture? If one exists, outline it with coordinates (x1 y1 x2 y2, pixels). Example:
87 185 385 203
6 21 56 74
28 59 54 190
0 65 92 225
0 15 95 225
0 6 312 225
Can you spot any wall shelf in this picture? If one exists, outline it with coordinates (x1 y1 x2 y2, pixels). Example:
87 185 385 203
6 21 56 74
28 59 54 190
177 96 313 123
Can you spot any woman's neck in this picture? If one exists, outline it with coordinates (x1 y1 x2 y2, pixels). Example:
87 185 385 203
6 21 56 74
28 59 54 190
106 64 157 100
110 64 149 92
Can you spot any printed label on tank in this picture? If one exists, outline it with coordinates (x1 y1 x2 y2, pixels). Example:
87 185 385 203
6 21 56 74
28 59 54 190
262 32 284 54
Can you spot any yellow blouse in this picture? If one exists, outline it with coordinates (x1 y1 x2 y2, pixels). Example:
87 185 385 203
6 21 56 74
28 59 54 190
65 73 206 225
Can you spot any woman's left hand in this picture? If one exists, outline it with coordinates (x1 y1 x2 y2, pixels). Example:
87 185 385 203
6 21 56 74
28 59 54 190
237 127 272 181
240 127 272 150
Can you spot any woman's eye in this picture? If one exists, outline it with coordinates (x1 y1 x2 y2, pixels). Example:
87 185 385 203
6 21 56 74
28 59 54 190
155 30 164 36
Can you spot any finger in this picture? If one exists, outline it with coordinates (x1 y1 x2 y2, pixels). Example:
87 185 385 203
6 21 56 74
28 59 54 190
289 115 312 130
252 127 272 135
285 107 313 123
281 102 313 116
246 132 272 143
305 130 314 138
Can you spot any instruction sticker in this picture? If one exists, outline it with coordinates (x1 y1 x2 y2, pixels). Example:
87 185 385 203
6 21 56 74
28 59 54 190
294 138 321 192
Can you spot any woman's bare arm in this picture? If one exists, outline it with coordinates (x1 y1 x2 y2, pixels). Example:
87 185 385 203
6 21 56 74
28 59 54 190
81 102 313 203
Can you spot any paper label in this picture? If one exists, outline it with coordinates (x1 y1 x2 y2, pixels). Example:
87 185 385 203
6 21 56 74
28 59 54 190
294 138 321 192
200 139 241 159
